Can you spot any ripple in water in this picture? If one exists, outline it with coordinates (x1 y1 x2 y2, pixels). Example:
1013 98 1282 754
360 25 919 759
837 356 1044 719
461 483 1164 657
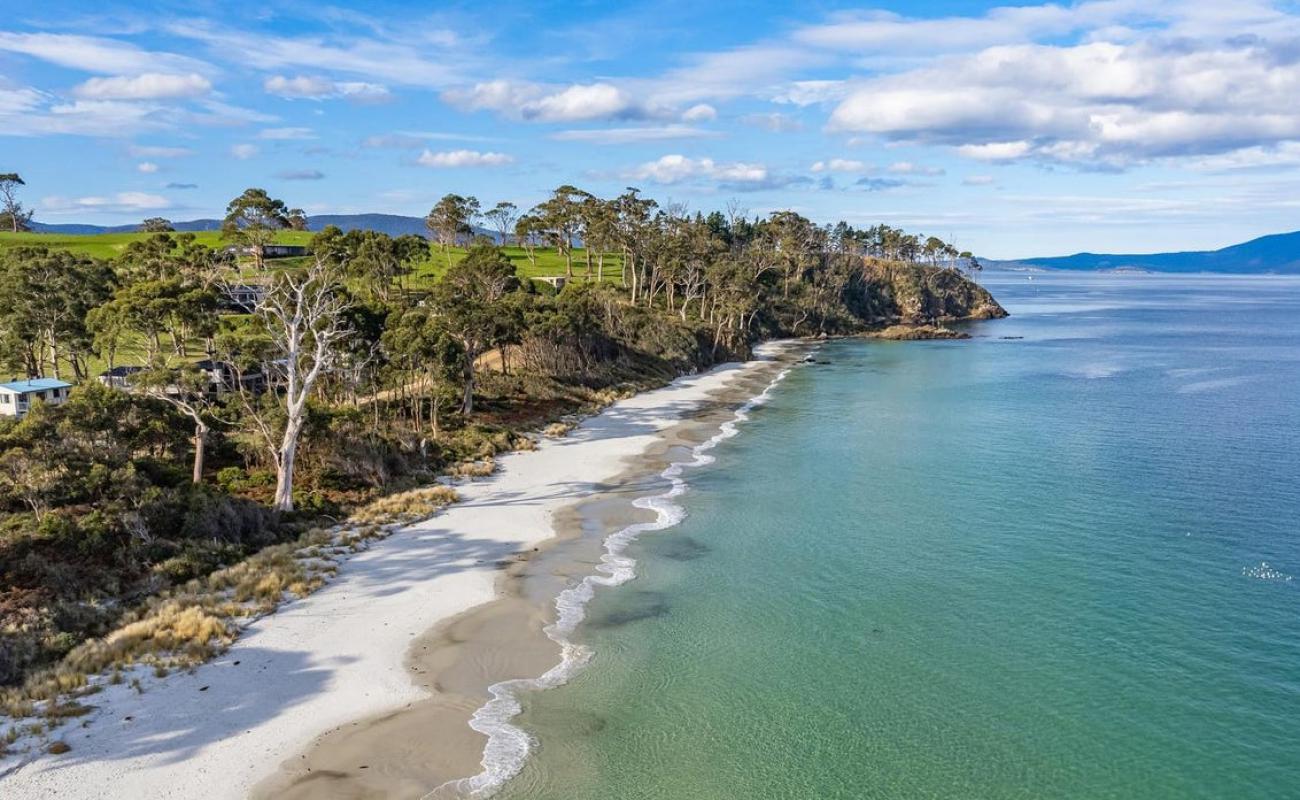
1242 561 1294 583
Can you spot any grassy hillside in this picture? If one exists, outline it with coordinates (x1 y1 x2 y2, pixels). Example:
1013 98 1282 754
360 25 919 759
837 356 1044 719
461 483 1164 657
0 230 621 284
0 230 316 260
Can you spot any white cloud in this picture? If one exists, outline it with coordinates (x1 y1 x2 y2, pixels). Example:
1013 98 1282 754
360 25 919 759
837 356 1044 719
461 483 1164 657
888 161 945 176
169 22 458 88
963 175 996 186
551 125 721 144
264 74 392 103
739 112 803 133
768 80 849 106
681 103 717 122
41 191 171 214
259 127 315 140
444 80 650 122
0 87 43 116
264 75 334 98
810 158 870 173
0 32 209 75
829 35 1300 166
74 73 211 100
956 141 1033 161
231 143 259 159
137 162 159 173
128 145 193 158
625 154 772 187
416 149 513 167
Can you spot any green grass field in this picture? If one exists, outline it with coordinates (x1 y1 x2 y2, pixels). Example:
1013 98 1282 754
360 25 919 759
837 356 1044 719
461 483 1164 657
0 230 316 260
0 231 623 285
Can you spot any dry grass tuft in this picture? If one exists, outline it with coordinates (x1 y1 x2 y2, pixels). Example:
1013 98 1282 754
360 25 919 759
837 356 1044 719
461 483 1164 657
542 421 572 438
350 486 458 524
449 459 495 478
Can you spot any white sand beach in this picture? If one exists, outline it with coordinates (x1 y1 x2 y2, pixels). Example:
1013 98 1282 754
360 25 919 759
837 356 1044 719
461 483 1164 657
0 345 788 800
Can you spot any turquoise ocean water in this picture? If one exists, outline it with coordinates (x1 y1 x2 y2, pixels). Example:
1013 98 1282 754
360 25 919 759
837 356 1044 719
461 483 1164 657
495 273 1300 799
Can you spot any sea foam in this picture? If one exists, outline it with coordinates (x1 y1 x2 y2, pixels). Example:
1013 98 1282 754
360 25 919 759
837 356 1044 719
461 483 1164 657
430 361 794 799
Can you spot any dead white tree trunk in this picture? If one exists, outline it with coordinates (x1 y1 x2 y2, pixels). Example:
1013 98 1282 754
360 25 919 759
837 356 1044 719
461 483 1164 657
252 260 353 512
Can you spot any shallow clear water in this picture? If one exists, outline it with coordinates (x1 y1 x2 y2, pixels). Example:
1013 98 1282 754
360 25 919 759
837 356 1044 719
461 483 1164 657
497 273 1300 800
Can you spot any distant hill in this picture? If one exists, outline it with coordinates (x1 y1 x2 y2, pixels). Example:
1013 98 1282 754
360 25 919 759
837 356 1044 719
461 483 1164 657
990 231 1300 274
31 214 439 238
32 219 224 234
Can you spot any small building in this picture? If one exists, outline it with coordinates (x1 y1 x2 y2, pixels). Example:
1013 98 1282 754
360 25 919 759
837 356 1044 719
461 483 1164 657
535 276 568 291
219 245 309 260
0 378 73 419
98 365 146 390
221 283 268 313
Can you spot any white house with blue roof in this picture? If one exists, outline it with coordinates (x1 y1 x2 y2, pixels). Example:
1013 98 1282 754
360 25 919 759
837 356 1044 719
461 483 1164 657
0 378 73 419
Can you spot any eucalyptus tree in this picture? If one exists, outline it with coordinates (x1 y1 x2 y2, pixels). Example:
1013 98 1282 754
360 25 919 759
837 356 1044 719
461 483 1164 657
483 201 519 247
514 214 544 266
0 247 113 379
241 260 354 512
426 194 481 265
535 185 591 278
222 188 294 271
0 173 32 233
134 366 219 484
581 196 619 281
313 226 426 304
140 217 174 233
429 242 517 414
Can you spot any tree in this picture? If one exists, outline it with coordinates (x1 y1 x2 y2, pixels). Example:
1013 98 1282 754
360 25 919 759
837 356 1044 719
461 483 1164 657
134 366 217 484
140 217 174 233
222 188 293 271
241 260 353 512
425 194 481 265
313 226 426 304
483 201 519 247
535 185 591 278
430 242 517 414
381 307 463 436
0 247 114 379
515 214 543 266
581 196 618 281
0 173 33 233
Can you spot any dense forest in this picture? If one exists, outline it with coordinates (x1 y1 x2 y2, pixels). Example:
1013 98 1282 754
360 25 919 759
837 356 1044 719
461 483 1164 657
0 182 1004 695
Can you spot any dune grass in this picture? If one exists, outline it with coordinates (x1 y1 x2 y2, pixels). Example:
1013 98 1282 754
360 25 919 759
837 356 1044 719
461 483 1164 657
0 483 459 749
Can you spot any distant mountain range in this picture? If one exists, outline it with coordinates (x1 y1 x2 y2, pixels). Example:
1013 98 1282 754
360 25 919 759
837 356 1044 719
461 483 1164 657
28 217 1300 274
990 231 1300 274
31 213 437 238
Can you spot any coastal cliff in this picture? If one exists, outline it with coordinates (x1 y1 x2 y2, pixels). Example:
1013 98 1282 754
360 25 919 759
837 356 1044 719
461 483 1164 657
836 260 1007 332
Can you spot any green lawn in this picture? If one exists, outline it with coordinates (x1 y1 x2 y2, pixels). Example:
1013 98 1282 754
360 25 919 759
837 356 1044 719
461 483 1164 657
0 230 318 259
0 231 623 284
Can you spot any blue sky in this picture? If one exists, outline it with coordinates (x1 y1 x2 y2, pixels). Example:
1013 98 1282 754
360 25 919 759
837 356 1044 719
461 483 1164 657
4 0 1300 258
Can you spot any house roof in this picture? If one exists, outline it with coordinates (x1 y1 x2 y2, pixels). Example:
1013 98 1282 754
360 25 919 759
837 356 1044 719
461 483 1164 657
1 378 73 393
99 366 145 378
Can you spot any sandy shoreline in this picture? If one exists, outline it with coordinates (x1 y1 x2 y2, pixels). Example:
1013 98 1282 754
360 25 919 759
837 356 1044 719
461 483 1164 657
0 342 798 800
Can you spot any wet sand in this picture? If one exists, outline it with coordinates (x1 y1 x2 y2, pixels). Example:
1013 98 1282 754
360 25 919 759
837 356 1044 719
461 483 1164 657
256 360 793 800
